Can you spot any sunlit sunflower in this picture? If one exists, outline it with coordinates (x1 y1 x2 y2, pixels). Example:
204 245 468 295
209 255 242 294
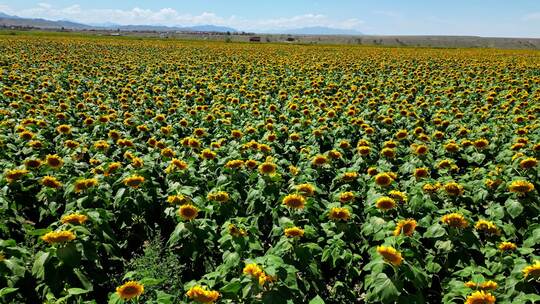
374 172 393 187
393 219 417 236
465 290 495 304
474 219 500 235
284 226 304 238
41 176 62 189
228 224 247 237
376 196 396 211
123 175 145 188
41 230 76 244
200 149 217 160
339 191 355 203
186 285 220 303
74 178 98 193
56 124 72 134
377 246 403 266
441 213 469 228
282 194 306 209
167 195 190 205
116 281 144 300
519 157 538 169
45 154 63 169
443 182 464 196
4 169 29 183
328 207 351 221
258 161 277 175
311 154 328 166
414 167 429 178
522 260 540 278
498 241 517 252
61 213 88 225
207 191 230 203
508 180 534 194
178 204 199 220
296 183 315 196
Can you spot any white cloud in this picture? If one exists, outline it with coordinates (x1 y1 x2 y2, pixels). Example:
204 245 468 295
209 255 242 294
0 3 366 32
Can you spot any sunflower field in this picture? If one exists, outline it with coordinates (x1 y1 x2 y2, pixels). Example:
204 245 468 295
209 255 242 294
0 33 539 304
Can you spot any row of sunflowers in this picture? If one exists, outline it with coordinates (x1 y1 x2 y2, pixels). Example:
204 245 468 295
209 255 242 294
0 33 539 303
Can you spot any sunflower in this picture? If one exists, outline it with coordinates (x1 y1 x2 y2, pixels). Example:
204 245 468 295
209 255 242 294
342 171 358 182
284 226 305 238
508 180 534 194
414 144 428 155
522 260 540 278
519 157 538 169
478 281 498 291
74 178 98 193
328 207 351 221
207 191 230 203
4 169 29 183
123 175 145 188
376 246 403 266
374 172 393 187
474 219 500 235
61 213 88 225
498 241 517 251
245 159 258 169
441 213 469 228
41 176 62 189
258 162 277 175
25 159 42 169
45 154 64 169
414 167 429 178
473 139 490 149
178 204 198 220
116 281 144 300
225 159 244 169
465 291 495 304
200 149 217 160
228 224 247 237
167 195 190 205
339 191 355 203
376 196 396 211
296 184 315 196
380 147 396 158
388 190 407 203
311 154 328 166
56 124 72 134
160 148 176 158
41 230 76 244
186 285 220 303
443 182 464 196
243 264 273 286
393 219 417 236
282 194 306 209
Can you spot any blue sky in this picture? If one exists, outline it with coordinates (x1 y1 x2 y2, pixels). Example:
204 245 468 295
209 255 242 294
1 1 540 37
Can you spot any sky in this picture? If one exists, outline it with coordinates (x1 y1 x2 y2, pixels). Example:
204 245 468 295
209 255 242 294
1 1 540 37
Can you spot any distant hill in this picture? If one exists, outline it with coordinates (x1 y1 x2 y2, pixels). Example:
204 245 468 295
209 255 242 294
281 26 363 36
0 12 238 33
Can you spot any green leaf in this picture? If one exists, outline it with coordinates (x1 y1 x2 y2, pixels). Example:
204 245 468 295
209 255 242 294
505 199 524 218
57 243 81 267
32 251 50 279
424 223 446 238
372 273 399 303
68 288 90 295
221 280 242 295
309 295 326 304
74 268 93 291
0 287 18 297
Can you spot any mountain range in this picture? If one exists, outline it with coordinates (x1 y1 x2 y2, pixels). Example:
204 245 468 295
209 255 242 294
0 12 362 35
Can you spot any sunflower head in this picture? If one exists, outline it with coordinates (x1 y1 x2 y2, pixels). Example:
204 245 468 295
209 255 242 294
393 219 417 236
441 213 469 228
374 172 393 187
61 213 88 225
508 180 534 194
284 226 305 238
282 194 306 209
498 241 517 252
258 162 277 175
523 260 540 278
116 281 144 300
296 183 315 196
186 285 220 303
376 246 403 266
328 207 351 221
41 230 76 244
465 290 496 304
376 196 396 211
178 204 199 221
